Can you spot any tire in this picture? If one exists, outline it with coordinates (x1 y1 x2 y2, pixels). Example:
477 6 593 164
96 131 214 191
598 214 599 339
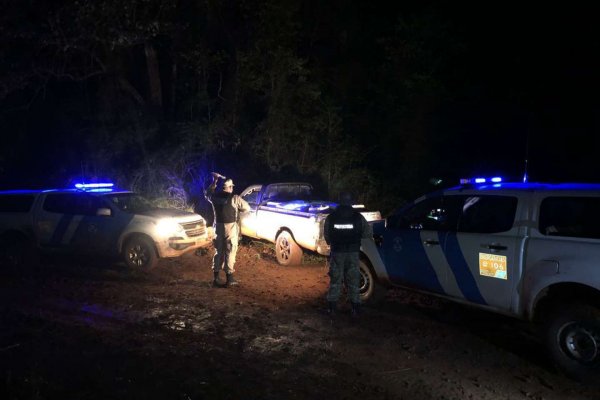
275 231 303 266
544 303 600 383
359 259 387 305
123 236 158 270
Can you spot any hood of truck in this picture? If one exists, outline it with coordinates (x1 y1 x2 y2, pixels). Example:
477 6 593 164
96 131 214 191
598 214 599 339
137 208 201 220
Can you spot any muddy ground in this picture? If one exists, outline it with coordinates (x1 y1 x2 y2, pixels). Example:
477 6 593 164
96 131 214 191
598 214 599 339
1 241 598 400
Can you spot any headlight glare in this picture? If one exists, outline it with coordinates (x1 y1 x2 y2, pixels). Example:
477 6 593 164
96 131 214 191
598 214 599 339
156 219 183 237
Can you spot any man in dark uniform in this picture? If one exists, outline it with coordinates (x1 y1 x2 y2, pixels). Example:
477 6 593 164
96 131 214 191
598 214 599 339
205 173 250 287
324 192 372 316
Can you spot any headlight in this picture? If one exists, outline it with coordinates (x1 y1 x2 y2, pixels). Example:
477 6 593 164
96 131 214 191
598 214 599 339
156 219 184 237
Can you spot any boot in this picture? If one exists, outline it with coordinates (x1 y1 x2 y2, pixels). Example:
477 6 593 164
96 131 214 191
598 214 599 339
327 301 337 316
213 271 224 287
226 273 239 287
351 302 361 317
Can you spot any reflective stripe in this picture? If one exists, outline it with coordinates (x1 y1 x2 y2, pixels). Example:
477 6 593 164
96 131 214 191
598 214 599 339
334 224 354 229
50 215 74 245
62 215 83 244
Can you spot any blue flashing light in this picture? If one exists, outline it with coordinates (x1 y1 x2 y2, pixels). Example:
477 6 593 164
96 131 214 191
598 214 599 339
460 176 505 185
75 182 114 189
74 182 115 192
86 188 114 193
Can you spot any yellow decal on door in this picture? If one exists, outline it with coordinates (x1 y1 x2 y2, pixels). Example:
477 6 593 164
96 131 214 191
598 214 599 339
479 253 507 280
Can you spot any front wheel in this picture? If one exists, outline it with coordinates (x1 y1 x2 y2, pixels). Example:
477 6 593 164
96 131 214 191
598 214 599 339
544 303 600 383
359 259 386 305
123 236 158 270
275 231 303 266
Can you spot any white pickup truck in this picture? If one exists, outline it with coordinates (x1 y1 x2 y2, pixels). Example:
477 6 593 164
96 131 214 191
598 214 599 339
239 182 382 265
0 184 210 270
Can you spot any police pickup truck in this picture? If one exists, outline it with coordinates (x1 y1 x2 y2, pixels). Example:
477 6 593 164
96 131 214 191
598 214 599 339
0 183 210 269
239 182 381 265
358 178 600 382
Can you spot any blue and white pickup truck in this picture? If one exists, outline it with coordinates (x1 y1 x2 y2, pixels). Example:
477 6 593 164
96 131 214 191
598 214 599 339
239 182 382 266
0 183 211 269
359 179 600 382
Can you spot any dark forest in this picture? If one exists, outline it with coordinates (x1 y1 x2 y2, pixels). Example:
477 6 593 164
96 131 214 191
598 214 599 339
1 0 598 213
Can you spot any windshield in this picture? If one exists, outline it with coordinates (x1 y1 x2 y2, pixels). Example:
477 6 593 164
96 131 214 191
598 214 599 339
103 193 155 213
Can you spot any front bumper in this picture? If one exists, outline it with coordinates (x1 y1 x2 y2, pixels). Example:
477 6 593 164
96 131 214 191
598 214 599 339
157 234 212 258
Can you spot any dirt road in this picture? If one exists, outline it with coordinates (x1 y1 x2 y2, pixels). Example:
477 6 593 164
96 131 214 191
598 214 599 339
1 242 598 399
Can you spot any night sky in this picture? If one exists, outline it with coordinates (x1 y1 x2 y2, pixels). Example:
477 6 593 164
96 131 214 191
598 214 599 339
0 1 598 199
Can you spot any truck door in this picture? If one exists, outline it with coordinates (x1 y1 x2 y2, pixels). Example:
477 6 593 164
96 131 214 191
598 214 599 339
239 186 261 238
77 194 124 254
442 194 522 311
36 193 89 250
381 195 461 295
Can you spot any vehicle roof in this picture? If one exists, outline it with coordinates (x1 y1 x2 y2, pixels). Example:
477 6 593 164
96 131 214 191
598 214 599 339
0 189 133 195
446 182 600 193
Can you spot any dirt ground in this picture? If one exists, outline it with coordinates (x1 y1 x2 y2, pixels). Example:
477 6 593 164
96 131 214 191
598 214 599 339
1 241 598 400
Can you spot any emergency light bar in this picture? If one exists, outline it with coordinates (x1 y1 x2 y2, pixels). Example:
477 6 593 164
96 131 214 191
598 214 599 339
74 182 115 191
75 182 114 189
459 176 503 185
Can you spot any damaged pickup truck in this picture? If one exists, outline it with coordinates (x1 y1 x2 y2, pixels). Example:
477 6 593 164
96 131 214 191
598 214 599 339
239 182 382 266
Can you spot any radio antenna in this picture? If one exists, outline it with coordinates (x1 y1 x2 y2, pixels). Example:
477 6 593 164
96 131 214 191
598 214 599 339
522 120 531 183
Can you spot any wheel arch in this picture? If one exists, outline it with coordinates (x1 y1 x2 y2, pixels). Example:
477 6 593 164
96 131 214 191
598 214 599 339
275 227 296 242
531 282 600 323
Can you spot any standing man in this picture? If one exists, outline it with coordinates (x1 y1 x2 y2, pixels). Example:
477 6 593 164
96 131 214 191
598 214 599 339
324 192 372 316
205 173 250 287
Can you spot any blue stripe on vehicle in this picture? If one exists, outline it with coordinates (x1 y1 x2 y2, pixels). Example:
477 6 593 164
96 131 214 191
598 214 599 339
386 230 445 294
50 214 74 245
439 232 487 305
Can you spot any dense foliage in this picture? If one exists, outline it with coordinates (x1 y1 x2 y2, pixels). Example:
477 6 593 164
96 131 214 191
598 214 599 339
1 1 596 214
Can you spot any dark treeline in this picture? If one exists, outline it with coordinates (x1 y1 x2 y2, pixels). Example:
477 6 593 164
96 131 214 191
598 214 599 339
0 1 597 214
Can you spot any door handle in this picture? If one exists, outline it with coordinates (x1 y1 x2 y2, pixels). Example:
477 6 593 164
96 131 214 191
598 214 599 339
423 239 440 246
483 243 507 251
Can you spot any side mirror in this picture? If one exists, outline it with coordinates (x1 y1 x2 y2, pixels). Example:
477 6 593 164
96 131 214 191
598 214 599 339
96 207 112 217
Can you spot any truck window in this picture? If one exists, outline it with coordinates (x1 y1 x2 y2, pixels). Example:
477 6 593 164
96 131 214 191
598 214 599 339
242 190 259 206
457 195 517 234
0 194 35 212
539 196 600 239
391 196 461 231
43 193 104 216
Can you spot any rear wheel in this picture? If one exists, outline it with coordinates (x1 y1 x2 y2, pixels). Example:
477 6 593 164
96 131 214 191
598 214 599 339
275 231 303 266
359 259 386 305
544 303 600 383
123 236 158 270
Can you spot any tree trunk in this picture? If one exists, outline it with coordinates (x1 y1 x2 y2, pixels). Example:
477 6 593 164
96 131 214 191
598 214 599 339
145 42 163 114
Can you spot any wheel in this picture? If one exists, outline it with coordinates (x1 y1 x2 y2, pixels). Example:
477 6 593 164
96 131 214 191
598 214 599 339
359 259 387 305
123 236 158 269
544 303 600 383
275 231 303 266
